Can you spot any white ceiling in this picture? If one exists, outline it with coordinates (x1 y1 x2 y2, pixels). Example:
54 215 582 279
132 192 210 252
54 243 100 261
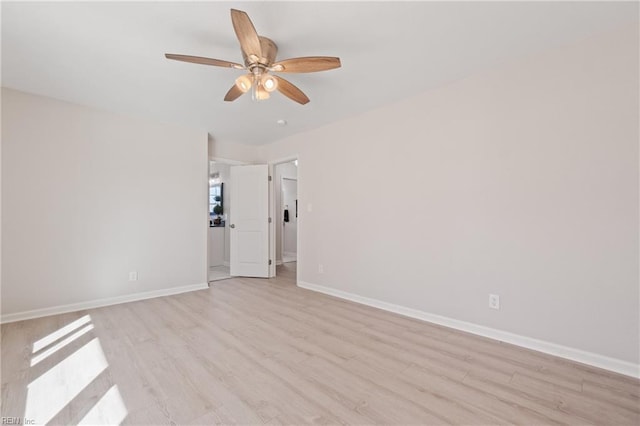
2 1 637 146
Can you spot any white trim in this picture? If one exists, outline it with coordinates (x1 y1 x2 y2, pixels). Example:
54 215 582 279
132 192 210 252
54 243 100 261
0 283 209 324
297 280 640 379
276 260 283 266
268 163 276 278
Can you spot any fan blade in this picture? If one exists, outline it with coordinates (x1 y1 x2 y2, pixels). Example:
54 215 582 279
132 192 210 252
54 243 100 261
230 9 262 60
272 56 341 73
224 84 245 102
165 54 243 69
273 76 310 105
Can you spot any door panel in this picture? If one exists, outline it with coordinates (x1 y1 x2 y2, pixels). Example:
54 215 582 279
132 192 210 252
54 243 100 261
230 165 269 277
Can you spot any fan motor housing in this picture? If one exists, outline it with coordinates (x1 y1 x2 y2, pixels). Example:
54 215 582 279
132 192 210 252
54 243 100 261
243 36 278 68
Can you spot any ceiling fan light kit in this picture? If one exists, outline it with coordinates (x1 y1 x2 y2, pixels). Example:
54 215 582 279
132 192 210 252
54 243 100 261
165 9 341 105
235 68 280 101
235 74 252 93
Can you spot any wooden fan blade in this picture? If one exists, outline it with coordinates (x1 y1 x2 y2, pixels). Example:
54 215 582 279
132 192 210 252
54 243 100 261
272 56 341 73
273 75 310 105
230 9 262 59
165 54 243 69
224 84 245 102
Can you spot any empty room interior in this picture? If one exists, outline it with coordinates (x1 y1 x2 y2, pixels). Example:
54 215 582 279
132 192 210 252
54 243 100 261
1 1 639 425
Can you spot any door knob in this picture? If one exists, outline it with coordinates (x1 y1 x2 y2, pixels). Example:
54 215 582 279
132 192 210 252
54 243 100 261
230 224 235 228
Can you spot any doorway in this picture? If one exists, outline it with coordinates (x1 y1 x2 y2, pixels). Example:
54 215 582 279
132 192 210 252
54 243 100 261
273 159 298 277
208 159 242 282
281 178 297 263
208 157 299 282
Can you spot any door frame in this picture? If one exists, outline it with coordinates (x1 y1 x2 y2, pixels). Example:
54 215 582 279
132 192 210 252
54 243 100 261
268 156 300 281
207 156 246 283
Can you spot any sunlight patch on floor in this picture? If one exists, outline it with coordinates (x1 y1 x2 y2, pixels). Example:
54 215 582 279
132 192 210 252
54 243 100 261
25 313 128 425
26 338 108 423
78 385 127 425
32 314 91 352
30 323 94 366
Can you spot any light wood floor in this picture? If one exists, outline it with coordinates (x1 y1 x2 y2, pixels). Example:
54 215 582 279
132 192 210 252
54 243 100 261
2 263 639 425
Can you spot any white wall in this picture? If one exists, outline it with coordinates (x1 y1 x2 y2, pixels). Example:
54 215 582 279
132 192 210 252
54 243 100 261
260 26 639 367
1 88 208 318
208 135 260 164
274 161 297 262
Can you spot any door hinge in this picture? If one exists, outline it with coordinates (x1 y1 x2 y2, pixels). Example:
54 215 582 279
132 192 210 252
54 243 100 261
268 176 272 181
268 217 272 223
269 259 272 265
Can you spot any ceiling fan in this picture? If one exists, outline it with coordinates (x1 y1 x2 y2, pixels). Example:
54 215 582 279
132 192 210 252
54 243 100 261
165 9 341 105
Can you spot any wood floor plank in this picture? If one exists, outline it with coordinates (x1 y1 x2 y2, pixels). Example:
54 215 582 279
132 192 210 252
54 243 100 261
509 372 640 425
460 371 597 425
1 262 638 425
342 357 506 425
581 378 640 409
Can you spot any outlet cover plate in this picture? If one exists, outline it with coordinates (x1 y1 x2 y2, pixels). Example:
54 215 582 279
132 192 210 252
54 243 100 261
489 294 500 310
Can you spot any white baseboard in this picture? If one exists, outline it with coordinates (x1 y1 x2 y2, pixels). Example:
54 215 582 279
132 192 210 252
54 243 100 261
0 283 209 324
297 280 640 379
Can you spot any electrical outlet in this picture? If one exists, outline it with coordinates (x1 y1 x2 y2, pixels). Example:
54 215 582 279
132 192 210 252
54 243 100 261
129 271 138 281
489 294 500 310
318 264 324 274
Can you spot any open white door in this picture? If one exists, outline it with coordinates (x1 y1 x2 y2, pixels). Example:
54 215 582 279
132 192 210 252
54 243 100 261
230 164 269 277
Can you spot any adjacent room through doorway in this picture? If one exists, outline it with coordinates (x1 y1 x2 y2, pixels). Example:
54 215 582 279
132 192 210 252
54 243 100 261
208 160 233 282
274 159 298 270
